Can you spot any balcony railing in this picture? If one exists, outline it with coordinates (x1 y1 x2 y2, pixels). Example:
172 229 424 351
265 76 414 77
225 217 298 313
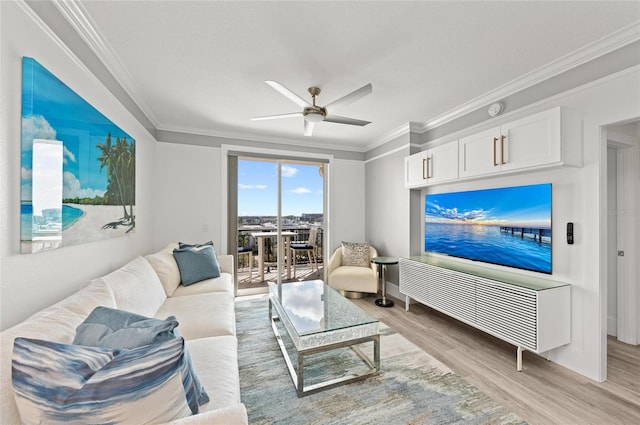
236 225 324 287
237 225 323 264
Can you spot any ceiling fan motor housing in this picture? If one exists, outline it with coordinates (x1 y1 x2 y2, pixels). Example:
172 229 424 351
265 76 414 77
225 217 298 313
303 106 326 122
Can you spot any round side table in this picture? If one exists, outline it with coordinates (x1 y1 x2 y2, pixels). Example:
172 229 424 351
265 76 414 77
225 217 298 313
371 256 398 307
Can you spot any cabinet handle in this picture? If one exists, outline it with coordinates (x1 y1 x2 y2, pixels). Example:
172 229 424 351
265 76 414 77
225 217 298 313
500 135 506 164
422 158 427 180
493 137 499 166
427 156 432 178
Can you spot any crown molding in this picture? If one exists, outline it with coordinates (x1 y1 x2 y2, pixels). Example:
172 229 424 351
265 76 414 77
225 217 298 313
416 20 640 133
52 0 161 127
157 124 366 153
365 122 410 151
364 142 412 164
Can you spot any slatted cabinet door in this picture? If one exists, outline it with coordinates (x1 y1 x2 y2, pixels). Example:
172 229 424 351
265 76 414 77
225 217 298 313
399 257 570 370
475 278 538 351
423 263 476 324
399 257 430 302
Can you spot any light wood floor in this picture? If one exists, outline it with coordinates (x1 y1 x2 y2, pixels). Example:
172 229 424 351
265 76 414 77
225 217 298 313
351 295 640 425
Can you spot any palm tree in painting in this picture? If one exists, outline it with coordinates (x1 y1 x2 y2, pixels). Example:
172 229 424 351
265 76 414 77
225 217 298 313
97 133 136 232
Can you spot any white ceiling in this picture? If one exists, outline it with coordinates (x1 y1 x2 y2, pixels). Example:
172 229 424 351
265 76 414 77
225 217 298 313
61 1 640 151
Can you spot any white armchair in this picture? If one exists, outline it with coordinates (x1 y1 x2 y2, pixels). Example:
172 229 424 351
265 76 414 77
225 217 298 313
327 244 378 298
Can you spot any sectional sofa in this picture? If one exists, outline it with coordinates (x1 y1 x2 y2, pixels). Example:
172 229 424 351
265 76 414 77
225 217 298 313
0 242 248 424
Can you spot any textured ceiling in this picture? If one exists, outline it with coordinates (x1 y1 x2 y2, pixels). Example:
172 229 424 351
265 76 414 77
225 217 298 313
67 1 640 151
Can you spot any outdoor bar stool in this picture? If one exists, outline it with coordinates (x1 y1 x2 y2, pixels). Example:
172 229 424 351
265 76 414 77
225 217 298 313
238 246 253 282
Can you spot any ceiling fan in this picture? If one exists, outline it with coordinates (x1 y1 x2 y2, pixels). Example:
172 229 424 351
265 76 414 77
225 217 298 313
251 81 372 136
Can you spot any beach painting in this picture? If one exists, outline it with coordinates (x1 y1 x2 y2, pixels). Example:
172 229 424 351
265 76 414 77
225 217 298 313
21 57 135 254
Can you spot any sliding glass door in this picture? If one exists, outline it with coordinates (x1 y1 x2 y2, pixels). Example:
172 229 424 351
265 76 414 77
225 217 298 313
235 157 324 293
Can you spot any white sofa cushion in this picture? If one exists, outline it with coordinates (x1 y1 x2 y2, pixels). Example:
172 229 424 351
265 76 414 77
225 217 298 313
155 292 236 339
216 254 233 275
93 256 167 318
52 279 117 318
160 404 248 425
171 273 233 297
186 336 241 411
146 242 181 296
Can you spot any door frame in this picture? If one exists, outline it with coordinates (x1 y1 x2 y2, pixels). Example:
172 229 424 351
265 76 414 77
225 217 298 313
221 144 333 294
606 128 639 346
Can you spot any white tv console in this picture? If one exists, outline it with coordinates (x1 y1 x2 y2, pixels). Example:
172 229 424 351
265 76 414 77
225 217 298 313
399 256 571 371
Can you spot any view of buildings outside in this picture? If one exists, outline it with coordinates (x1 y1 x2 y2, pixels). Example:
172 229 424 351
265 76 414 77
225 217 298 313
237 159 324 260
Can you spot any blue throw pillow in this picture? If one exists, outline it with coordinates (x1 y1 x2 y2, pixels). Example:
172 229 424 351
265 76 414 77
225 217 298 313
73 306 178 348
73 306 209 406
12 337 198 424
173 241 221 285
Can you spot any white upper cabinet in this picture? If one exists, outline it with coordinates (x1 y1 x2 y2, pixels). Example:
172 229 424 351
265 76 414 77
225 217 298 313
405 151 429 187
458 127 502 178
406 106 580 188
501 108 561 171
459 107 564 178
405 141 458 188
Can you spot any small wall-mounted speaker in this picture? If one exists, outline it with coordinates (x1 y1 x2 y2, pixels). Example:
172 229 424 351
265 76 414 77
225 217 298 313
567 222 574 244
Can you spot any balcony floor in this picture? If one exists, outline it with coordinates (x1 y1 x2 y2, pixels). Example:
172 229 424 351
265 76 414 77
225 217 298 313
237 261 324 290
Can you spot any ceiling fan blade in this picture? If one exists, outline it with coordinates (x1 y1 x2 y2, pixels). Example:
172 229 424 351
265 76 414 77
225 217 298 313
324 115 371 126
265 81 311 108
324 83 372 110
251 112 303 121
304 120 315 136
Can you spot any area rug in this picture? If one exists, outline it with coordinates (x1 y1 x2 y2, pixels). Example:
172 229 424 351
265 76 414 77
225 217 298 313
236 295 526 425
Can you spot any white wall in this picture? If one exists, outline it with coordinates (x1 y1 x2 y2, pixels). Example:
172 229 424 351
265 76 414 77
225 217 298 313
328 159 366 254
369 67 640 381
365 141 412 287
0 2 155 329
152 143 222 252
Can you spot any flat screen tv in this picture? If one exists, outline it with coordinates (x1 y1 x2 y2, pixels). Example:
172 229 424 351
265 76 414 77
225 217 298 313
425 183 552 274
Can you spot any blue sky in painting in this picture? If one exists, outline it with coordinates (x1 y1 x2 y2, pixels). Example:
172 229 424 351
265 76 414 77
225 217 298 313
425 184 551 228
21 57 134 201
238 159 323 216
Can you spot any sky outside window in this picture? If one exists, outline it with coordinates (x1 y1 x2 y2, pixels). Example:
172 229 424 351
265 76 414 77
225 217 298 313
425 184 551 228
238 159 323 217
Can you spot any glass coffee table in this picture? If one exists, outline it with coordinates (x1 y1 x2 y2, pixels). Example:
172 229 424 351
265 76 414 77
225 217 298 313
268 280 380 397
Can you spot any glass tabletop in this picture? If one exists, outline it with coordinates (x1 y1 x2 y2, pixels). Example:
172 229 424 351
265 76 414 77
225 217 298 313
371 256 398 265
269 280 378 336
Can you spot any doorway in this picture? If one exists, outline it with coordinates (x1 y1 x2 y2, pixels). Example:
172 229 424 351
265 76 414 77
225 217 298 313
605 122 639 347
233 156 326 294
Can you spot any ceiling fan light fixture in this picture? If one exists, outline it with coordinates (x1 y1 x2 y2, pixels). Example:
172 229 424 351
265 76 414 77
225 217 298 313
304 111 325 123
